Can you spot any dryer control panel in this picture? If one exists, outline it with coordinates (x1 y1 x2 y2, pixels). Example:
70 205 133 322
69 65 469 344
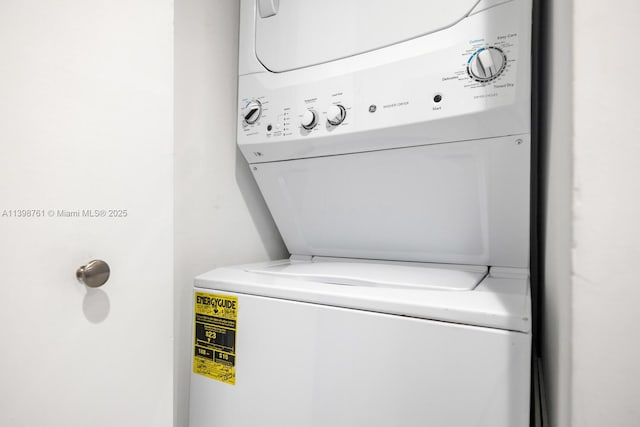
237 0 531 163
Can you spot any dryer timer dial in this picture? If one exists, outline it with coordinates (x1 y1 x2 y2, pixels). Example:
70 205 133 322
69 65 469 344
468 47 507 82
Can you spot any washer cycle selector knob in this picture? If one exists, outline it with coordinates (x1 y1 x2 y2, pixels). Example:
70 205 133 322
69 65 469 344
300 109 318 130
326 104 346 126
242 99 262 125
468 47 507 82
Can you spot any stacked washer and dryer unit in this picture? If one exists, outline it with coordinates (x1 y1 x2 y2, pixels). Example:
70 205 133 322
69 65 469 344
190 0 533 426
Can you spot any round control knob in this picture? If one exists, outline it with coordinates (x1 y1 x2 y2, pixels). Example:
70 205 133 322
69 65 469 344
468 47 507 82
300 109 317 130
242 99 262 125
326 104 347 126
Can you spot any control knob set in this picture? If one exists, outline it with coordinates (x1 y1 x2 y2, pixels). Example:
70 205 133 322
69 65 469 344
242 99 262 125
242 100 348 130
300 104 347 129
467 47 507 82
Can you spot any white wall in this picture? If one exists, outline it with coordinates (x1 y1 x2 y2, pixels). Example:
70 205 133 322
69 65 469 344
540 0 573 425
543 0 640 425
173 1 287 425
571 1 640 425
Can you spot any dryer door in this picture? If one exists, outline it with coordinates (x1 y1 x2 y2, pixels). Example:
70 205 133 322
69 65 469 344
254 0 480 72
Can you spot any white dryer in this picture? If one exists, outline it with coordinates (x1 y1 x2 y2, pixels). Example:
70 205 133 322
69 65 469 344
190 0 533 426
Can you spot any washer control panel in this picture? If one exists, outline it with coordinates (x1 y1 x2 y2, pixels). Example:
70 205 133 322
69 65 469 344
239 37 521 140
239 89 355 140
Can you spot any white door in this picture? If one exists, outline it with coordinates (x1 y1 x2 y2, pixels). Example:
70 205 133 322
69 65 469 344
0 1 173 426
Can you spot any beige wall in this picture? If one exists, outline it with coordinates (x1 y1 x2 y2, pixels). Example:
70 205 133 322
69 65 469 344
173 1 287 425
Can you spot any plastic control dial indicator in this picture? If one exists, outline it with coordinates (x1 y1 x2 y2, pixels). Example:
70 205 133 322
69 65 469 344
467 47 507 82
301 109 318 130
242 99 262 125
326 104 347 126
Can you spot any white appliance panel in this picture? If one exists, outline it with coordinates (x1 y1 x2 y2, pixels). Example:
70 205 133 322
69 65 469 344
239 0 531 163
254 0 480 72
189 289 531 427
252 135 530 267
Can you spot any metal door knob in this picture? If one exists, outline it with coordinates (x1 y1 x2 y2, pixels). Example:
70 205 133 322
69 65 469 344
76 260 110 288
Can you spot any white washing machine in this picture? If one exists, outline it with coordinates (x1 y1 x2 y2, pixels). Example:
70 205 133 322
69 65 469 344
190 0 533 426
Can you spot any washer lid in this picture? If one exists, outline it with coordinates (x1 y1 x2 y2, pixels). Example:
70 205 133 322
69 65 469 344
245 259 487 291
254 0 480 72
194 259 531 333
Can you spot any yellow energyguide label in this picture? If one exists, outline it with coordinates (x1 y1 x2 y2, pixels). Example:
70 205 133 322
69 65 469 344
193 292 238 385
